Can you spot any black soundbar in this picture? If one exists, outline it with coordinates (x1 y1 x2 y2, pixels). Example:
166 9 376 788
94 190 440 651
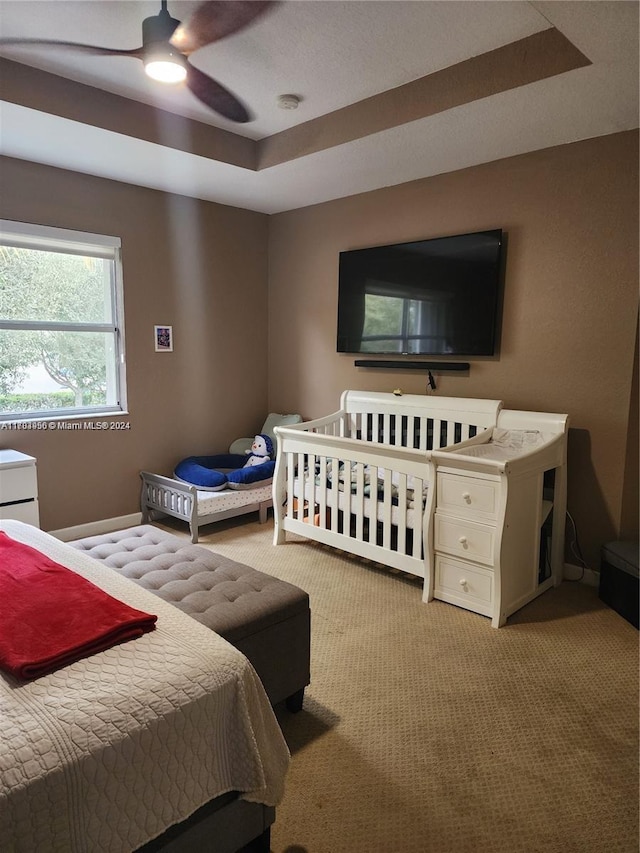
354 360 470 371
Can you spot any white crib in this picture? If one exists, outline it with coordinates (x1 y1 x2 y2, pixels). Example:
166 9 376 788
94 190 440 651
272 391 569 627
272 391 502 578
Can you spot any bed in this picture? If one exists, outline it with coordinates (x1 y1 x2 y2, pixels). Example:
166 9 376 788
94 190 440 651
0 520 290 853
140 472 273 543
272 391 568 626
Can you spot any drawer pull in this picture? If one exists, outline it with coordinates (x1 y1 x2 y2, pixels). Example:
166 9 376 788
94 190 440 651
458 535 468 547
459 579 469 591
462 491 471 503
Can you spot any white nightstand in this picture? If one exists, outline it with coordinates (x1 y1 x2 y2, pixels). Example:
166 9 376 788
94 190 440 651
0 450 40 527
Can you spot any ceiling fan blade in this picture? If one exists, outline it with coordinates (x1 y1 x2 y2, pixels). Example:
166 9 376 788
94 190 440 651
170 0 275 55
0 38 143 58
185 62 251 123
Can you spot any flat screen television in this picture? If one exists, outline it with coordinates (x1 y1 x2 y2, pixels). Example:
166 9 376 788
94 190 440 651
337 229 504 357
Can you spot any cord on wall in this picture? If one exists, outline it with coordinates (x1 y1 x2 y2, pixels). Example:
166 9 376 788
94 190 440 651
565 510 588 581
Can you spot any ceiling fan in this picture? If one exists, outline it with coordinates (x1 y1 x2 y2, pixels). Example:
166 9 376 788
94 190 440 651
0 1 275 123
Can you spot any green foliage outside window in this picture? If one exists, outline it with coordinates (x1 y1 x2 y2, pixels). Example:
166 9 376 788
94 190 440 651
0 247 114 411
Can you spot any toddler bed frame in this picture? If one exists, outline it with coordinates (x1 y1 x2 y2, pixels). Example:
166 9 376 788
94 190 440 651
140 472 272 543
272 390 568 627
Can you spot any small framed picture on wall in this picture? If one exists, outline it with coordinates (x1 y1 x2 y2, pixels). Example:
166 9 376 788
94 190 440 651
154 325 173 352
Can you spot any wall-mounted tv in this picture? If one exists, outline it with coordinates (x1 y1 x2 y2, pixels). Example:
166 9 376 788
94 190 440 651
337 229 504 357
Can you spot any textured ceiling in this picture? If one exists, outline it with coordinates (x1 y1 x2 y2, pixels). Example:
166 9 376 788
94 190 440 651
0 1 638 213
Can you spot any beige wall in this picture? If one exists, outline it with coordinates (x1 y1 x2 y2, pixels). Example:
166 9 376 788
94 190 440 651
1 132 637 566
1 156 269 531
268 131 639 569
621 325 639 540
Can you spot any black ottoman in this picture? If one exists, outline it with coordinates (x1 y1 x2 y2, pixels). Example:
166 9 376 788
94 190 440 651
599 541 639 629
68 525 310 710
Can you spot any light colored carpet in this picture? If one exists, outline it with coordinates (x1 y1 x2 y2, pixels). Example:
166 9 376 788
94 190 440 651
157 516 639 853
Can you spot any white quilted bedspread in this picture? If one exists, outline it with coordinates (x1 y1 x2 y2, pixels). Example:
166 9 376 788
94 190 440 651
0 521 290 853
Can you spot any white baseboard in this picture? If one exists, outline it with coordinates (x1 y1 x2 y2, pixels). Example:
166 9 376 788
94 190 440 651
49 512 143 542
564 562 599 587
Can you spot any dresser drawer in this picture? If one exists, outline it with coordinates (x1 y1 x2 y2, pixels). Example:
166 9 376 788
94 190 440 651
0 499 40 526
434 555 493 615
437 472 499 519
434 513 495 566
0 464 38 504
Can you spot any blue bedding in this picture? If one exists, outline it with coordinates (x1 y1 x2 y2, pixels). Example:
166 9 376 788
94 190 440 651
175 454 276 491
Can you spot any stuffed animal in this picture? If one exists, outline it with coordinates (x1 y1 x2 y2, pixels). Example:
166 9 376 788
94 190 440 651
243 434 274 468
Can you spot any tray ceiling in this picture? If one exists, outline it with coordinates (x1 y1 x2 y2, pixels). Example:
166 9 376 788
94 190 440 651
0 1 637 213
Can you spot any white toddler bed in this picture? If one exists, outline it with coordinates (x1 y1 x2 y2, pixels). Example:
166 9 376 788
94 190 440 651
272 391 568 627
140 472 272 543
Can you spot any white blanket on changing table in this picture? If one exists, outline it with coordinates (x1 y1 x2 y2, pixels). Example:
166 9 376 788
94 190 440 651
451 429 548 461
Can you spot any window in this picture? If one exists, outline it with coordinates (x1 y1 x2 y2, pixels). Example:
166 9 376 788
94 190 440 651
0 221 127 421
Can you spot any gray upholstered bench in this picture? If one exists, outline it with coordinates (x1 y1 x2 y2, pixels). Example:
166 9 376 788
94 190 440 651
68 525 310 712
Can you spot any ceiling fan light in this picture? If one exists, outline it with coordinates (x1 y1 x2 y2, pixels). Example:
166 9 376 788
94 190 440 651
144 56 187 84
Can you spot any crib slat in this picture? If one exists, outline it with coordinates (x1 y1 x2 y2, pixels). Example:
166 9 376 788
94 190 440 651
370 413 376 443
286 454 295 519
354 462 365 542
317 456 327 528
383 414 391 445
348 412 358 440
342 459 352 529
330 456 340 532
418 417 428 450
382 468 392 550
397 474 408 556
296 453 306 520
432 419 443 449
397 415 406 447
461 422 470 442
412 478 424 559
371 473 379 542
309 454 318 520
366 463 377 544
445 420 455 447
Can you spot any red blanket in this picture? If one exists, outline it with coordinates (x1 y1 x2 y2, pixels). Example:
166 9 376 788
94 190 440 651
0 532 157 680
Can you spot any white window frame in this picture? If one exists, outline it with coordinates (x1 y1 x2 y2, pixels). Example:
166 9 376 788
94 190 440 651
0 220 128 422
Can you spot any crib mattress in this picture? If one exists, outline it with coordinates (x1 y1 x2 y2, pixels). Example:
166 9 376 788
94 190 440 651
195 483 273 517
292 479 424 530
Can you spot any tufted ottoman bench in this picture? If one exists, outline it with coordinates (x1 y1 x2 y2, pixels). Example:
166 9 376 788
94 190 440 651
68 525 310 712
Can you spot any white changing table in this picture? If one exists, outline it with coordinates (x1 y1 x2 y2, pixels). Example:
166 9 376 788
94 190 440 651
140 472 272 543
424 409 569 627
